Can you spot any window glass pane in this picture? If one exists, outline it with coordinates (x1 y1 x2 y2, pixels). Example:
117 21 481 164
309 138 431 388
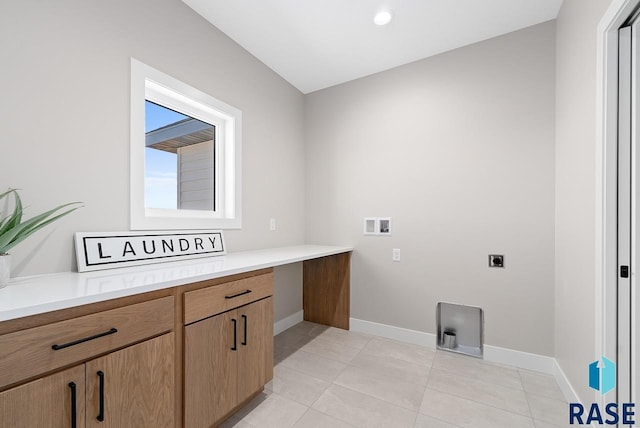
130 59 243 229
144 101 216 211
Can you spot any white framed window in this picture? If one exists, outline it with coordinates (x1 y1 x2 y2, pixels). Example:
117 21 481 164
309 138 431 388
130 58 242 230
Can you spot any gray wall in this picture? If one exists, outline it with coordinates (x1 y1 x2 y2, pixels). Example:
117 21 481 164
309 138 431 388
305 22 556 356
0 0 306 321
555 0 613 402
2 1 616 382
0 3 306 261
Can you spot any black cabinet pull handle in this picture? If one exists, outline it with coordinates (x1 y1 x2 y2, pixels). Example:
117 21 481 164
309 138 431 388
241 314 248 346
68 382 77 428
231 318 237 351
225 290 252 299
52 328 118 350
97 370 105 422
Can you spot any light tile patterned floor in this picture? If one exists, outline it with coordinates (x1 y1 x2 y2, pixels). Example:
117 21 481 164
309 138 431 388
221 322 569 428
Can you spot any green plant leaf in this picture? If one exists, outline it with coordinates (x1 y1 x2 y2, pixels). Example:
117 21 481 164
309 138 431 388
0 188 16 201
0 196 81 254
7 190 22 228
0 202 79 243
0 190 22 237
0 215 10 233
14 202 80 240
0 189 16 227
0 205 81 254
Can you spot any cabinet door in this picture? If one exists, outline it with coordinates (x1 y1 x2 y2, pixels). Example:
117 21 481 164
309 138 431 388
184 310 238 428
86 333 174 428
0 365 86 428
237 297 273 403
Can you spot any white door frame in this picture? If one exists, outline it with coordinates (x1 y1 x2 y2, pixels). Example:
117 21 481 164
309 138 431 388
597 0 640 406
618 23 633 405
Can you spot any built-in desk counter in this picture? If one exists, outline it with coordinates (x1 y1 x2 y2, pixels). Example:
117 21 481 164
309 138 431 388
0 244 352 323
0 244 352 427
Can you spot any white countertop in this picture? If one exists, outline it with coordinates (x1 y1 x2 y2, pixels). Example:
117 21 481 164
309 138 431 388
0 245 352 322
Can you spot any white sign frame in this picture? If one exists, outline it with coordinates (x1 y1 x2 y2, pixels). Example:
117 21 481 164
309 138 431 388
75 230 226 272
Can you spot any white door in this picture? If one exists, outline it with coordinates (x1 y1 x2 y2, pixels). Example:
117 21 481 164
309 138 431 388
618 21 639 409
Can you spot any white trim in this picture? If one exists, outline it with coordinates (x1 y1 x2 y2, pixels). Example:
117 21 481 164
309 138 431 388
596 0 623 377
130 58 243 230
274 310 304 336
283 317 580 403
596 0 640 406
349 317 556 374
631 14 640 407
350 318 436 348
553 359 582 404
483 344 554 374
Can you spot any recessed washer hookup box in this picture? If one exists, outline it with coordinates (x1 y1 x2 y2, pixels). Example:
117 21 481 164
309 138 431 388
437 302 484 358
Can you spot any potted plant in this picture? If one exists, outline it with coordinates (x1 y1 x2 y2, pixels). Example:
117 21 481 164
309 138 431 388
0 189 81 288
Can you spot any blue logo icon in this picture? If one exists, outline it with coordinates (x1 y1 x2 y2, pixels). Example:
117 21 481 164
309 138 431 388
589 357 615 395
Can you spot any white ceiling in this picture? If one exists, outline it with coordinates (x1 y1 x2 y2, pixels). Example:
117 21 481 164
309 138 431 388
182 0 563 94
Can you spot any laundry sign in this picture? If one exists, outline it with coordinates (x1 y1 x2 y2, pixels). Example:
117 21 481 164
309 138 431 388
75 231 226 272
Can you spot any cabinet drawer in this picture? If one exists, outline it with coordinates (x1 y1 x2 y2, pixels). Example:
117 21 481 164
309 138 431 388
184 273 273 324
0 296 174 390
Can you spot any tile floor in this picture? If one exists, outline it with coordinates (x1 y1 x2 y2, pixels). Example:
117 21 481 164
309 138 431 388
221 322 569 428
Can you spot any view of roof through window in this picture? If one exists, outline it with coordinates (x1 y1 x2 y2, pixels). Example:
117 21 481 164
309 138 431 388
144 101 216 211
145 101 188 133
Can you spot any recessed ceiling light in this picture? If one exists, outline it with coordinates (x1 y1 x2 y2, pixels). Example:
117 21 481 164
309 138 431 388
373 10 393 26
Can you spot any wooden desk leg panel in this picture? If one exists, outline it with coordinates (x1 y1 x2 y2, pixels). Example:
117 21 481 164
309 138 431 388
303 252 351 330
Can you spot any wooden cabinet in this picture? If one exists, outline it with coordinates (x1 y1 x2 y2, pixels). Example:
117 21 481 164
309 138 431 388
237 297 273 403
0 296 175 428
0 296 174 390
183 273 273 325
0 333 173 428
183 273 274 428
0 365 86 428
0 251 351 428
184 309 238 426
86 333 174 428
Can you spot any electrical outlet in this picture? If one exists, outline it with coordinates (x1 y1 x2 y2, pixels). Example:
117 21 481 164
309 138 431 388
392 248 401 262
489 255 504 268
269 218 276 231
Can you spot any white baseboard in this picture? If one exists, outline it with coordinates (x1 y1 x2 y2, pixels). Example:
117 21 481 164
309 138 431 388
274 310 304 336
278 315 579 402
350 317 556 376
350 318 437 348
483 344 554 374
552 359 581 403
